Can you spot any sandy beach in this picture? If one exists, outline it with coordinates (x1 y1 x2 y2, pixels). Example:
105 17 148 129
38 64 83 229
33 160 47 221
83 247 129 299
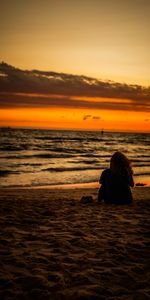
0 186 150 300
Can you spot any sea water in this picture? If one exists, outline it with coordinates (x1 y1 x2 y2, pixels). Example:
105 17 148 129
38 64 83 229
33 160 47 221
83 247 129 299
0 128 150 187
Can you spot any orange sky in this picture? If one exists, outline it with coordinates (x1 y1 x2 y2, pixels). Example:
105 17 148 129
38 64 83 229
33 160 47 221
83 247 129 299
0 107 149 132
0 0 150 132
1 0 150 86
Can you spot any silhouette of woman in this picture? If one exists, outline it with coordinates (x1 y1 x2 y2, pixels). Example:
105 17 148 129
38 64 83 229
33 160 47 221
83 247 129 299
98 151 134 204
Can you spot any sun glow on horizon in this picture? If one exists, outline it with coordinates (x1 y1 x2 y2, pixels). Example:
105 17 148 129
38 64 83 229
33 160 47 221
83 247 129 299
0 107 149 133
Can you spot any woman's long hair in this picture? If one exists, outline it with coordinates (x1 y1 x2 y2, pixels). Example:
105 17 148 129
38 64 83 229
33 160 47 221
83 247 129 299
110 151 133 177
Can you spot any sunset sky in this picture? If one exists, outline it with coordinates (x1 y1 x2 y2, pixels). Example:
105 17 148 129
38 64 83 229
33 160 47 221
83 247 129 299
0 0 150 132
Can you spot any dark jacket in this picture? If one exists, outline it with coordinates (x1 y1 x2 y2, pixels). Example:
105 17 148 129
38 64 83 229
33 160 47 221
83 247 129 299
99 168 134 204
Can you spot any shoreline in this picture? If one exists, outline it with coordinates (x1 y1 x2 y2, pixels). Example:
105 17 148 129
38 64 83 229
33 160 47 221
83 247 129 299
0 176 150 190
0 185 150 201
1 171 150 190
0 181 99 190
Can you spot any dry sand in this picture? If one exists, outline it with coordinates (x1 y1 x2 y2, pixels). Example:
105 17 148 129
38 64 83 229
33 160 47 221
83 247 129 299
0 186 150 300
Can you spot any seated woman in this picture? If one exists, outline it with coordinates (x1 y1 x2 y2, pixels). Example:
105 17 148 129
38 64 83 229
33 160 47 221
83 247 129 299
98 151 134 205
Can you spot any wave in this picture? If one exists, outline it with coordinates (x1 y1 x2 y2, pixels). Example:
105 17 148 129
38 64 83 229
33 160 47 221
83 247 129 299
1 150 108 159
1 153 74 159
48 148 87 154
135 171 150 176
0 144 31 151
69 159 100 165
81 153 110 158
42 166 102 172
0 170 20 177
35 153 74 159
133 164 150 168
135 155 150 159
0 168 40 177
132 158 150 162
1 166 149 178
18 163 42 166
36 136 105 142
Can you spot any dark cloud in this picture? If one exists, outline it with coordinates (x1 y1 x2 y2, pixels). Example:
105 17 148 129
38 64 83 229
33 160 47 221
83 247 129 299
92 116 101 120
0 62 150 112
83 115 92 120
83 115 101 121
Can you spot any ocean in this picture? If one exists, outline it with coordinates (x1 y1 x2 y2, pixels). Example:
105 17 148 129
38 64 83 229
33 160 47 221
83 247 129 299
0 128 150 188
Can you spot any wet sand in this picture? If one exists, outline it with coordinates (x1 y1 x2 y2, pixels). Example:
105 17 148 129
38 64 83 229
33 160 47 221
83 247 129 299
0 187 150 299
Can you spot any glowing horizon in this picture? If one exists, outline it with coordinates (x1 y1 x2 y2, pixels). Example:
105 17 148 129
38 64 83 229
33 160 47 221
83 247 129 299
0 105 149 133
